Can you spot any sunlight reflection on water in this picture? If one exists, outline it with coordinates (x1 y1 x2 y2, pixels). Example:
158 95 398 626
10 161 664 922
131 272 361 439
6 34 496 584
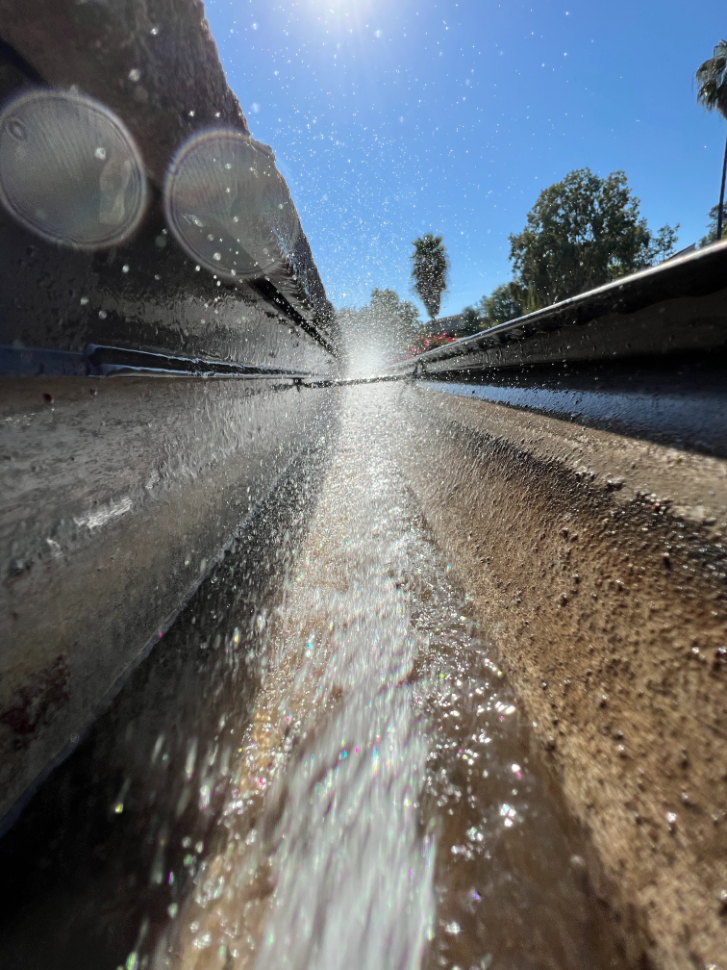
154 386 626 970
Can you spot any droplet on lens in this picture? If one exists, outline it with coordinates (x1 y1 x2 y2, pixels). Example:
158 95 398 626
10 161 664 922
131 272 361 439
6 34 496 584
8 118 26 141
0 89 147 249
163 128 299 281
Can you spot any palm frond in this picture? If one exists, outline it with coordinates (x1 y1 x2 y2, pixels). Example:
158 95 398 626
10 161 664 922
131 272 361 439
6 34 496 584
696 40 727 117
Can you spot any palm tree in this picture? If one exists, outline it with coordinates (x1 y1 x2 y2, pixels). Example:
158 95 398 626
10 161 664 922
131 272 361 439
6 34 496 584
696 40 727 242
410 234 449 322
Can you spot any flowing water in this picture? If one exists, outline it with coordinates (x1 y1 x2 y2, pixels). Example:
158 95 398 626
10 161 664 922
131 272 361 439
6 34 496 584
0 386 628 970
152 386 627 970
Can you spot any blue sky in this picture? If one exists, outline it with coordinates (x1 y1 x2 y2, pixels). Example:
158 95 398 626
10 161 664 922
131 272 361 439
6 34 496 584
204 0 726 318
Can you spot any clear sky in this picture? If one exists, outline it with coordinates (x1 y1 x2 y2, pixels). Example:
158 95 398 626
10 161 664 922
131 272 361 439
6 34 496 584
204 0 726 318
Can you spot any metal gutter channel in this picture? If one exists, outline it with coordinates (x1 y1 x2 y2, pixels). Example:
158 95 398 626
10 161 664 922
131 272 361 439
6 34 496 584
0 6 726 967
0 425 332 840
0 0 336 345
0 375 337 829
377 247 727 968
417 358 727 458
391 241 727 376
0 5 338 832
385 243 727 460
0 343 327 381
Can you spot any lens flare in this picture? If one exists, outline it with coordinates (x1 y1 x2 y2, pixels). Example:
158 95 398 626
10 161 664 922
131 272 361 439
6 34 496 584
163 128 299 281
0 89 147 249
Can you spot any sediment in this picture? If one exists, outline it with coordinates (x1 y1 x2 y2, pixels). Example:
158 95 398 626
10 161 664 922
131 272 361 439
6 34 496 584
396 384 727 970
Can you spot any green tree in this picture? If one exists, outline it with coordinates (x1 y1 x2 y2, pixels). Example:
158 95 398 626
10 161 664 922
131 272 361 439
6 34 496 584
461 305 485 334
482 283 525 324
458 304 498 336
699 204 724 247
508 168 678 310
369 287 421 343
696 40 727 242
410 234 449 321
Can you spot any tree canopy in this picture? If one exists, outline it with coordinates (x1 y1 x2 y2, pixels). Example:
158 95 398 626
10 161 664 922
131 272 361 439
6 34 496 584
507 168 678 310
338 288 421 345
696 41 727 242
696 40 727 119
700 204 725 246
460 305 487 335
460 287 523 331
369 287 421 342
481 283 525 325
410 234 449 321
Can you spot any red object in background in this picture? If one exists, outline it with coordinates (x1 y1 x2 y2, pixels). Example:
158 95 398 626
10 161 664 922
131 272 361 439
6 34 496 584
402 331 456 359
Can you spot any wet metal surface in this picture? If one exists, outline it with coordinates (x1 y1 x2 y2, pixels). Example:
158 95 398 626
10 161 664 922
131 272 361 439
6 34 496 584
0 35 337 371
390 243 727 377
0 386 627 970
421 357 727 457
0 376 334 828
0 434 336 970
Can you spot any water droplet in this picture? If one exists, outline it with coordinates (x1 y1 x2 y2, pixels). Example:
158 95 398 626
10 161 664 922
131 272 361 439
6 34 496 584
128 69 141 83
163 128 293 280
184 739 198 780
7 117 26 141
0 89 147 249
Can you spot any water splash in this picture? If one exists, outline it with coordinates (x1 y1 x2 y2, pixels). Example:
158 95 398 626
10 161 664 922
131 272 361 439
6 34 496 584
153 387 626 970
